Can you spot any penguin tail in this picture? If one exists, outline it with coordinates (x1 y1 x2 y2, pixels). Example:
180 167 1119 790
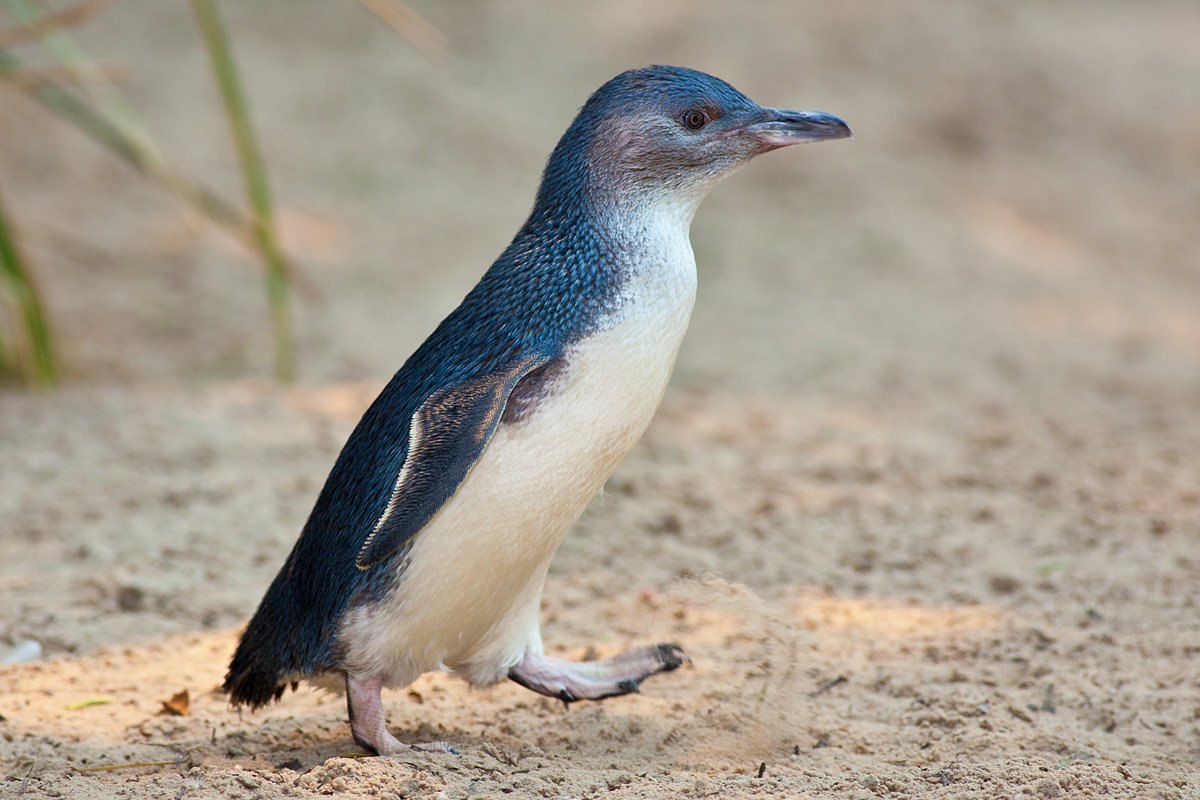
223 647 294 710
223 571 323 709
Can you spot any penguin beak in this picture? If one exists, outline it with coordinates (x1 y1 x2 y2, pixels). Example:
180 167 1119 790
739 108 853 147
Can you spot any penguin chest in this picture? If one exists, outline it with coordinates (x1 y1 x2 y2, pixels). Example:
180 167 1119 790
436 244 700 571
339 250 697 680
510 271 699 513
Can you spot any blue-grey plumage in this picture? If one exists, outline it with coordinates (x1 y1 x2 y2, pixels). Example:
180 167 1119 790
224 65 851 755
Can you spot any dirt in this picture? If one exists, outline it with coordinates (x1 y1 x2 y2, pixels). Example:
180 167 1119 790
2 2 1199 798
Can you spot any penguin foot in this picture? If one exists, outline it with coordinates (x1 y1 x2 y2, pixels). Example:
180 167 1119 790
508 643 689 703
346 673 458 756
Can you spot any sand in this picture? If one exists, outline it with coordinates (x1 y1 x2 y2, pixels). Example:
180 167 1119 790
2 2 1198 798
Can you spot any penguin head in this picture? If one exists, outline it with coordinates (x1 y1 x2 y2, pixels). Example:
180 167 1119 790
537 65 851 216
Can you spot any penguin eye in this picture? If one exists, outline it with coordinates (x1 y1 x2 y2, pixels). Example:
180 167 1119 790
681 109 709 130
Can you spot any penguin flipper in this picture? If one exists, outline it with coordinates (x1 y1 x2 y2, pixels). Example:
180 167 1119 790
355 351 553 569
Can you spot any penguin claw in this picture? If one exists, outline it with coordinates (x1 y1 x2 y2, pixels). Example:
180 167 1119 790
655 643 690 671
411 741 459 755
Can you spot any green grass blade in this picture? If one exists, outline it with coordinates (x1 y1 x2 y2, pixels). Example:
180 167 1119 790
190 0 294 383
3 0 162 165
0 186 57 386
0 47 248 234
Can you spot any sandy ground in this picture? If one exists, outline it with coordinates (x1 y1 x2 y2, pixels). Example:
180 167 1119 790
2 2 1199 798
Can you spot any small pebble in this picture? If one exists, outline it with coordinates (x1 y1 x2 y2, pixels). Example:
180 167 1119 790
1 639 43 665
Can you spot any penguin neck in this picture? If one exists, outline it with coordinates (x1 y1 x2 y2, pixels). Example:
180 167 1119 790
527 179 702 270
531 127 706 262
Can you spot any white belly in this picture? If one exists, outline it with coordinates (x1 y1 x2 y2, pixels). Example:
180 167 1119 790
338 246 697 687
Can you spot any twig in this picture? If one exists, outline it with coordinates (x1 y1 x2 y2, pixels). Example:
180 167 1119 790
4 0 154 156
77 759 179 773
355 0 446 59
0 0 110 46
0 61 126 88
0 48 248 234
808 675 848 697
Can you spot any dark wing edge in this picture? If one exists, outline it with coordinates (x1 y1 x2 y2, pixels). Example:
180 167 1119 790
354 351 553 569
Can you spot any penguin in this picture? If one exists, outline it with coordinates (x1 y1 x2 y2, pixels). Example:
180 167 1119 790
224 65 851 756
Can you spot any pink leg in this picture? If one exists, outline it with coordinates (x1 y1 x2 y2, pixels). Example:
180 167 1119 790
345 674 456 755
508 643 687 703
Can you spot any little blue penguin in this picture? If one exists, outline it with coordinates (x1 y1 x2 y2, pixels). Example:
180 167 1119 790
224 65 851 756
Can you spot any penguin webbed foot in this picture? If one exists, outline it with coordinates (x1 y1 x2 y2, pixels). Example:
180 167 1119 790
509 643 688 703
346 674 458 756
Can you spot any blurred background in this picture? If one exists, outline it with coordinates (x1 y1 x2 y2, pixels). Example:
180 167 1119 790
2 2 1198 795
2 1 1195 396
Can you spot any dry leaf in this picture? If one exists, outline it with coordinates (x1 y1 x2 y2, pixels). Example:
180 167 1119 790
159 689 189 716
